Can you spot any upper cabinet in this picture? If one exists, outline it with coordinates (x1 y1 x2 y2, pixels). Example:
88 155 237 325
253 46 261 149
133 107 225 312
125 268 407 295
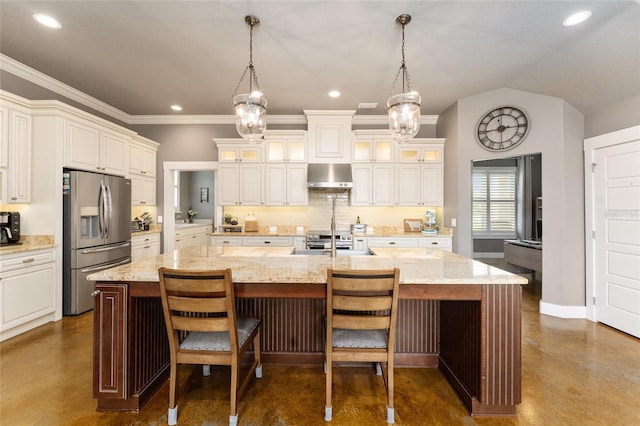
305 110 354 163
216 139 262 163
129 136 158 177
397 139 444 163
215 139 265 206
352 130 395 163
264 130 307 163
64 118 130 176
0 94 32 204
395 139 445 206
129 135 159 206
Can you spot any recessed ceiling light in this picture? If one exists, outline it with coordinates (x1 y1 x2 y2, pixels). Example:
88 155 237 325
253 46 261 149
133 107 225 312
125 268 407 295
562 10 592 27
33 13 62 29
328 90 341 98
170 105 183 112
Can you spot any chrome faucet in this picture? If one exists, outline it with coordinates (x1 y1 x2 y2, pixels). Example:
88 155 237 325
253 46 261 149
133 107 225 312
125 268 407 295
330 196 336 257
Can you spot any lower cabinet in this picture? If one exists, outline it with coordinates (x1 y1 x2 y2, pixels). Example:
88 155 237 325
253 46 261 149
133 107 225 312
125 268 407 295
175 225 213 249
418 236 452 252
0 248 56 341
131 233 161 262
210 236 305 249
367 236 452 252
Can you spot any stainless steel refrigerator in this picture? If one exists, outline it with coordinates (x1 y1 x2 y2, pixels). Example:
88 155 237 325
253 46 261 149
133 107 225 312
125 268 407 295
63 170 132 315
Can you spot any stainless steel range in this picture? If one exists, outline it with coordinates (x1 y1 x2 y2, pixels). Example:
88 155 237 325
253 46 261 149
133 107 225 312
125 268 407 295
306 230 353 250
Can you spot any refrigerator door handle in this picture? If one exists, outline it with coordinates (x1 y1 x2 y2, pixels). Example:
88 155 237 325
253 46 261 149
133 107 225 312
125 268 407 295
80 257 131 273
105 182 113 239
80 241 131 254
99 180 106 239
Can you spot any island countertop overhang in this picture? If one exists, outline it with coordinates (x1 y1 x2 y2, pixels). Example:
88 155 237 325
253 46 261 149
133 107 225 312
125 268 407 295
88 246 528 286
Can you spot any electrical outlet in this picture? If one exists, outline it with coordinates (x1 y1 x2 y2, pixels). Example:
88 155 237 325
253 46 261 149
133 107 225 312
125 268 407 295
157 215 163 224
451 218 457 227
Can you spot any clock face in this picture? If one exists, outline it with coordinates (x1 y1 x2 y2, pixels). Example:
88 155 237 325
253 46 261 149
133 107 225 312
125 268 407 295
476 106 529 151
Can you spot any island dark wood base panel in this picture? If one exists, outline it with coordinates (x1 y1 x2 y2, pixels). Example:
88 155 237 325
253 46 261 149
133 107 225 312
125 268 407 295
93 281 521 416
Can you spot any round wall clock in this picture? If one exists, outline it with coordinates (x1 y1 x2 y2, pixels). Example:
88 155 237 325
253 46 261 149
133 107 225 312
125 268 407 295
476 106 529 151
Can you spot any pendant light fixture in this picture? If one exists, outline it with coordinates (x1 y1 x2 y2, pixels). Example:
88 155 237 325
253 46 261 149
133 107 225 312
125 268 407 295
232 15 267 142
387 14 421 143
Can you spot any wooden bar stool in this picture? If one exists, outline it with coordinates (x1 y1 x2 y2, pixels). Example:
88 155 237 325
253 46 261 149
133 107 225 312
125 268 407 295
158 268 262 426
324 267 400 423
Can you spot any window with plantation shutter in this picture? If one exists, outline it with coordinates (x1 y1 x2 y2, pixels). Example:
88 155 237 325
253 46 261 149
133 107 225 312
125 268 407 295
472 167 517 238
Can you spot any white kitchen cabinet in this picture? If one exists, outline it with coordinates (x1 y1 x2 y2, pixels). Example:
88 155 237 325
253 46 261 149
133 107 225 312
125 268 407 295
0 106 8 169
210 236 242 246
130 175 156 206
396 164 443 206
305 110 354 163
397 139 444 163
352 130 394 163
64 119 129 176
175 224 213 250
3 108 32 203
395 139 444 207
0 94 32 204
218 163 263 206
0 248 56 342
352 236 368 251
265 130 307 162
129 136 157 177
351 164 394 206
265 164 308 206
367 237 418 248
216 139 263 163
131 233 161 262
418 236 452 252
129 135 159 206
243 236 294 246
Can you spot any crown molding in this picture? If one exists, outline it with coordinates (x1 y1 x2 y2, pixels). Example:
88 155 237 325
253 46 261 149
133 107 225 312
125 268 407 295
1 54 131 123
2 55 439 127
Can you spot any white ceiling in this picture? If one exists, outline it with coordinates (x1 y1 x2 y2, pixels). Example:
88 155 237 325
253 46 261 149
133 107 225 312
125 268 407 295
1 1 639 118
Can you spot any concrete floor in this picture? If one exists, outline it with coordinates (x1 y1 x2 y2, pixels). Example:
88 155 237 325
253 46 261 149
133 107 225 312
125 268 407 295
1 263 638 425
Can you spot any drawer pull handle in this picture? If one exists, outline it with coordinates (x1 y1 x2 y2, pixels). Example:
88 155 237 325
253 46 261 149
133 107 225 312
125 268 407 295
431 242 438 245
389 242 396 245
91 290 101 296
22 258 35 263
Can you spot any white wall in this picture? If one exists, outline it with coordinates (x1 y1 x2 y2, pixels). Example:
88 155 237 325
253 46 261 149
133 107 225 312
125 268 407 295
439 88 585 309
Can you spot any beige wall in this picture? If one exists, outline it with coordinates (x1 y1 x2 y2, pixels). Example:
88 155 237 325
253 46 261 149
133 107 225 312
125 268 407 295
438 88 586 308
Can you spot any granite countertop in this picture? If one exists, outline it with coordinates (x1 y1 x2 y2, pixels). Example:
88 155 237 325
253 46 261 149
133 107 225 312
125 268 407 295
88 245 526 286
0 235 56 255
131 229 162 236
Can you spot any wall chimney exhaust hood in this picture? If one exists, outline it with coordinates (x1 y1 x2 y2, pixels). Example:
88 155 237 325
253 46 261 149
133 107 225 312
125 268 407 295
306 163 353 190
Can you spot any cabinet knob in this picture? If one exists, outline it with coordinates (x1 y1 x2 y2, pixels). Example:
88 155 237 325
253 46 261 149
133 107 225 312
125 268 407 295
91 290 101 296
11 196 18 200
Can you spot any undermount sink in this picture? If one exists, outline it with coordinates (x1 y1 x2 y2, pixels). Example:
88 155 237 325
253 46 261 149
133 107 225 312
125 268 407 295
290 249 375 256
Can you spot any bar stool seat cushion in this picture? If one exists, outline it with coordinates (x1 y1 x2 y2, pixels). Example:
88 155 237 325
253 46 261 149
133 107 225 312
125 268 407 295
180 318 261 351
332 328 388 349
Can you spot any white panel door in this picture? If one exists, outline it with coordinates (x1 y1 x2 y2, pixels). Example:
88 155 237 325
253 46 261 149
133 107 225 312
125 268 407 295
594 139 640 338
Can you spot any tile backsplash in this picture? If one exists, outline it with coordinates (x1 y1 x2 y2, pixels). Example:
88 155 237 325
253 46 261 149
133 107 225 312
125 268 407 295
223 193 441 232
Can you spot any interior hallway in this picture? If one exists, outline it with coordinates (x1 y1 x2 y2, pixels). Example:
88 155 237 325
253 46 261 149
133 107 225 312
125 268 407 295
1 265 638 425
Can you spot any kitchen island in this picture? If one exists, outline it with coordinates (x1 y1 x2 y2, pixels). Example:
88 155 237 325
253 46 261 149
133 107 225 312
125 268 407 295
88 246 526 416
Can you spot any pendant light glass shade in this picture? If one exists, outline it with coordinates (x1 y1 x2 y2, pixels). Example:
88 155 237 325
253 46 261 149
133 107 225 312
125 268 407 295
387 14 420 143
232 16 267 142
234 93 267 141
387 92 421 142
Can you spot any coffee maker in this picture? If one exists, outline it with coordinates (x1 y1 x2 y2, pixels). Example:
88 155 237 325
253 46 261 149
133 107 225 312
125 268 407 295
0 212 20 244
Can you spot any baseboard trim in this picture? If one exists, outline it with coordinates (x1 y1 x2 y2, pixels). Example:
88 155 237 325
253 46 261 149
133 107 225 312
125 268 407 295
539 301 587 319
473 252 504 259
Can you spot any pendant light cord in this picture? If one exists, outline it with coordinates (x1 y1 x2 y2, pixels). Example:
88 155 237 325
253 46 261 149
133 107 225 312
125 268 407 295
388 19 413 98
231 17 262 100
